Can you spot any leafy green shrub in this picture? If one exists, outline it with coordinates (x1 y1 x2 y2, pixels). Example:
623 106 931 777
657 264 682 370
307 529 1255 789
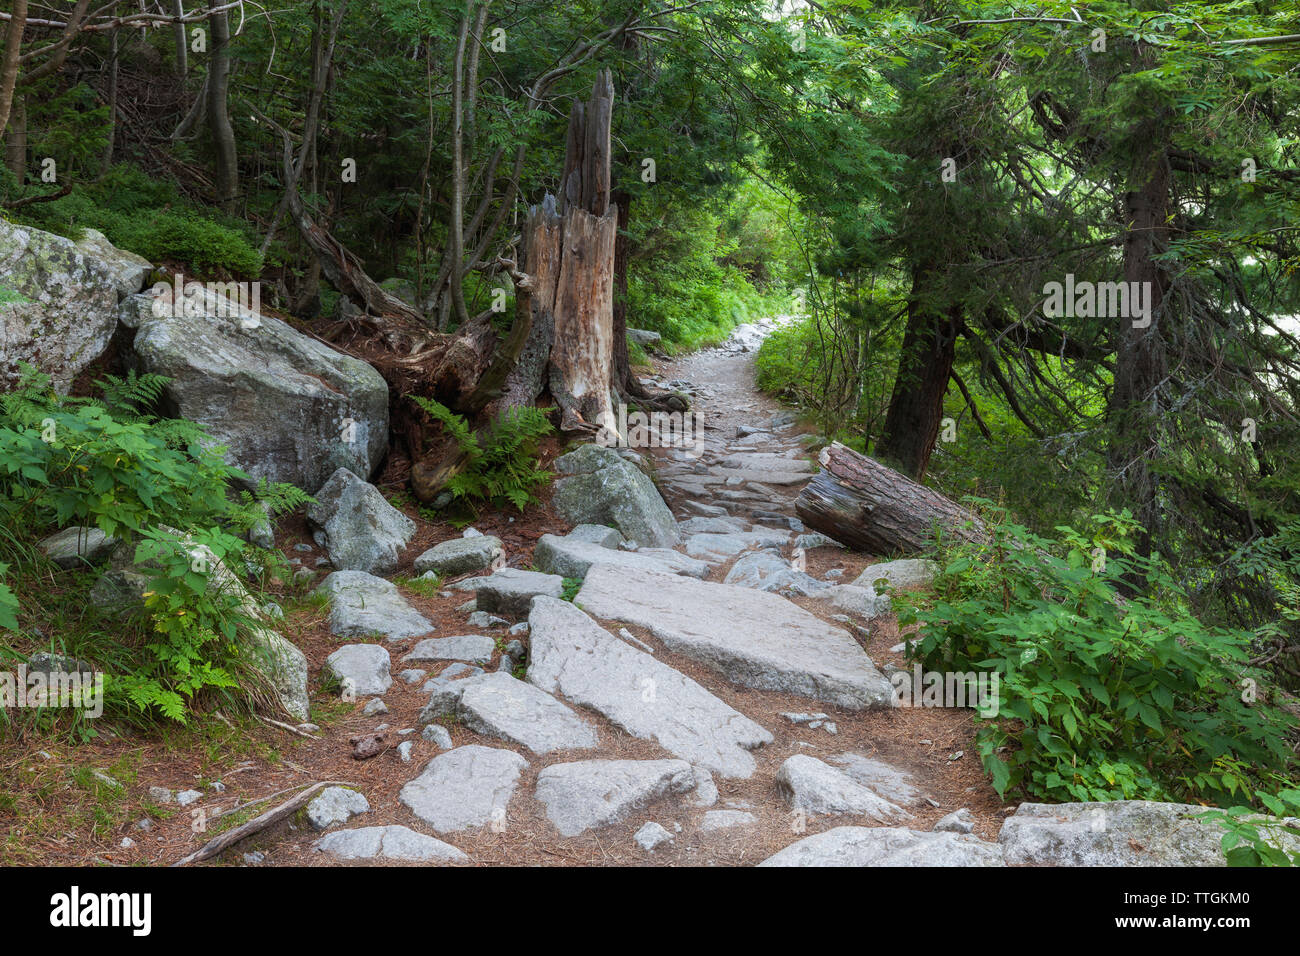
409 397 554 510
109 210 262 277
896 506 1298 808
0 366 308 722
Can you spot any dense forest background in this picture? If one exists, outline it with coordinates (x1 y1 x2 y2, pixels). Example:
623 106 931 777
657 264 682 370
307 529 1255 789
3 0 1300 853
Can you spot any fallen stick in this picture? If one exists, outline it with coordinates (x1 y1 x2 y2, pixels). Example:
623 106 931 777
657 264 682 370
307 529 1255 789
171 780 352 866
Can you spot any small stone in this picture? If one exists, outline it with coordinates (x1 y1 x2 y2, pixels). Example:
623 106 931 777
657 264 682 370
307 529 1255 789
147 786 173 804
700 809 756 832
823 722 838 735
467 611 508 629
307 786 370 831
399 668 427 684
175 789 203 807
508 623 529 637
635 821 674 852
362 698 388 716
243 851 265 864
933 808 975 834
91 770 122 790
209 781 226 792
119 837 135 849
398 741 415 763
294 543 314 553
350 733 386 760
134 818 152 832
422 725 454 748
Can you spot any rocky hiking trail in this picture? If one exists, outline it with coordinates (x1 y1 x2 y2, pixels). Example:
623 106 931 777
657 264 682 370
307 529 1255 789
31 318 1255 868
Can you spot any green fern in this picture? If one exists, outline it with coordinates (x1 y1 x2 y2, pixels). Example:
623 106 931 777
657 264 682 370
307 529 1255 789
409 396 553 511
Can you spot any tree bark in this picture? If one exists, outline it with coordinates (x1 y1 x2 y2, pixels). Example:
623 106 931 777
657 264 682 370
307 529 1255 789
795 442 987 554
207 8 238 213
0 0 25 142
496 70 620 436
876 261 962 481
4 93 25 181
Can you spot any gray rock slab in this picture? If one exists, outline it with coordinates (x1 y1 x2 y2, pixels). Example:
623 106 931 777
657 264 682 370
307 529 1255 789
775 755 910 822
324 644 392 697
998 801 1300 866
314 825 467 863
474 568 564 617
534 534 709 580
760 827 1004 867
549 443 680 547
828 753 930 807
399 745 528 833
306 786 370 831
306 468 415 575
535 759 695 837
419 671 597 755
404 634 496 665
413 536 504 576
851 558 940 592
527 597 772 778
316 571 434 641
39 527 118 569
575 565 894 710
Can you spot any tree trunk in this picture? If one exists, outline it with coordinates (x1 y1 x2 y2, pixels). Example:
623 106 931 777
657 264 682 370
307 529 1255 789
4 93 25 181
795 442 987 554
1108 152 1170 558
0 0 26 142
172 0 188 77
495 70 620 436
207 9 238 213
876 261 961 481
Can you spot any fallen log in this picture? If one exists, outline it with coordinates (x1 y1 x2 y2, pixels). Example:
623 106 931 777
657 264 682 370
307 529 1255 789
795 442 988 554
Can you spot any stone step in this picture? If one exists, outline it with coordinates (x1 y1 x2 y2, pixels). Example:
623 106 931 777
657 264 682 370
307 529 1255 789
574 565 894 710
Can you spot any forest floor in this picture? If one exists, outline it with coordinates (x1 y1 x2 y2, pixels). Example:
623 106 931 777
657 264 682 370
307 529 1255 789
0 320 1008 867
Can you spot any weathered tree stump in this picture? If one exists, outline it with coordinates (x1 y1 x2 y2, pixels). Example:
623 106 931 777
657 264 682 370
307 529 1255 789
795 442 988 554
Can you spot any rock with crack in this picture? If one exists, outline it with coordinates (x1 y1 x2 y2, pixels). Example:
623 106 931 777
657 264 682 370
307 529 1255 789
998 801 1300 866
306 786 370 831
723 550 829 595
316 571 434 641
635 821 674 851
39 527 118 569
306 468 416 575
549 444 680 547
775 755 910 823
851 558 940 593
325 644 392 697
718 452 814 472
683 530 790 562
534 534 709 581
575 566 894 710
413 536 504 576
118 292 387 491
534 759 696 837
399 745 528 833
0 221 150 389
564 524 624 548
404 634 496 665
419 671 597 755
314 825 467 863
474 568 564 617
760 827 1004 867
527 597 772 778
827 753 932 808
677 516 749 535
810 584 891 621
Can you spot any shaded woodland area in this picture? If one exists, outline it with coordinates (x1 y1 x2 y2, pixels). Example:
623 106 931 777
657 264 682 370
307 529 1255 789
2 1 1300 869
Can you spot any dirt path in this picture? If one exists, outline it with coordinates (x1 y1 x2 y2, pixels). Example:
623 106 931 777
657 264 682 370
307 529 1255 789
4 320 1006 868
